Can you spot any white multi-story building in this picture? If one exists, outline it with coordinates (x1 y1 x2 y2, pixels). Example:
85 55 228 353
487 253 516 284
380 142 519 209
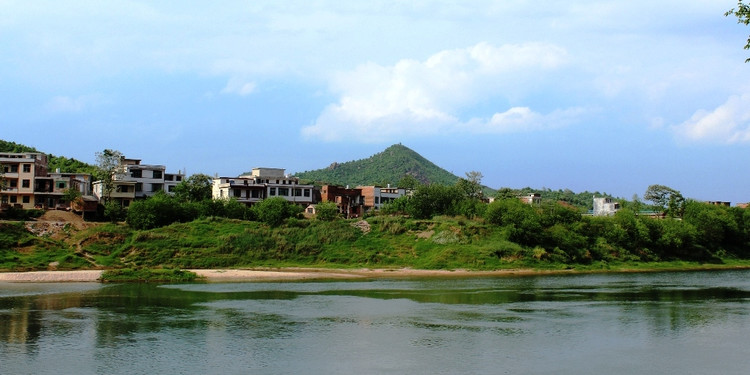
593 197 620 216
212 167 314 206
92 156 184 206
117 158 184 199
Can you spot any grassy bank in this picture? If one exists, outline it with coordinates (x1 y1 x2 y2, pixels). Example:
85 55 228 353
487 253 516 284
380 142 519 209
3 215 750 274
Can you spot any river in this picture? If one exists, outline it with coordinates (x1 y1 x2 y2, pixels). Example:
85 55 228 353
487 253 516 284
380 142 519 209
2 269 750 374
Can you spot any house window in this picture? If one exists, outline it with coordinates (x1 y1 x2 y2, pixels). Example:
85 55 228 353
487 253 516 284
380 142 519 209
278 188 289 196
270 187 276 196
22 179 30 188
176 175 182 182
9 180 17 188
151 183 163 192
57 181 66 189
10 196 17 203
153 170 162 179
10 165 18 173
131 169 142 178
375 197 380 204
304 189 310 197
234 189 241 197
22 196 30 203
168 185 175 192
23 164 31 173
135 183 142 192
251 190 260 198
294 188 302 196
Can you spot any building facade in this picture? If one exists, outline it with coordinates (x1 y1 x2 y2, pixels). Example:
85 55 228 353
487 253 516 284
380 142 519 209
320 185 364 218
593 197 620 216
359 185 407 213
212 168 314 207
1 152 96 211
92 156 184 207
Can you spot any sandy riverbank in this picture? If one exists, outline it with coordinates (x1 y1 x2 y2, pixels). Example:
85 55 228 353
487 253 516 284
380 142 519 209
0 268 552 283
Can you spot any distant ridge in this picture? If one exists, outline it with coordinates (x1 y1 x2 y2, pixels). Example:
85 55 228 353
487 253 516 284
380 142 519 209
295 144 460 187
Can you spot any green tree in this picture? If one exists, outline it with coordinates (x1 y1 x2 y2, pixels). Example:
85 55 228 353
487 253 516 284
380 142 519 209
397 174 421 189
405 184 461 219
315 201 340 221
644 184 685 218
173 173 213 202
495 187 517 200
103 200 126 223
126 192 195 229
62 188 85 219
95 149 124 203
726 1 750 62
252 197 301 227
456 171 484 200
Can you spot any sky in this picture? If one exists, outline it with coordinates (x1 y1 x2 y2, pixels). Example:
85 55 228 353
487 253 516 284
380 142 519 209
2 1 750 204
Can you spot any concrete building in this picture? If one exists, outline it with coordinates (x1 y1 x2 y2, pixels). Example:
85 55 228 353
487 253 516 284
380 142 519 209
91 156 184 207
212 167 314 207
519 193 542 205
1 152 98 212
707 201 731 207
593 197 620 216
359 185 407 213
0 152 49 209
320 185 364 218
117 158 184 199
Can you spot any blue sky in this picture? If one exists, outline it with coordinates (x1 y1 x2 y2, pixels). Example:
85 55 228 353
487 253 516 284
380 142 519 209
2 1 750 204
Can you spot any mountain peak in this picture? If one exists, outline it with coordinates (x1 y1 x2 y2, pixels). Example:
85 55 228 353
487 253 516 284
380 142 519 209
296 144 458 186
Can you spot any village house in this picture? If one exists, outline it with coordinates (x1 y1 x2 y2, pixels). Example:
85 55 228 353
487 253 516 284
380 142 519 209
212 167 314 207
1 152 98 213
519 193 542 205
92 156 184 208
359 185 407 213
320 185 364 218
593 197 620 216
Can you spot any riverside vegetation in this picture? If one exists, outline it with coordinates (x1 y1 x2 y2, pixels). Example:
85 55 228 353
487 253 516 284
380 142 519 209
2 184 750 275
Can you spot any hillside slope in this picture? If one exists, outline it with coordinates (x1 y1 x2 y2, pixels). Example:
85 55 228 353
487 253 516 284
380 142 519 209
295 144 460 186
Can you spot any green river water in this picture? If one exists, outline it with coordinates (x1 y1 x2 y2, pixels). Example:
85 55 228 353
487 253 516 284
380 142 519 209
1 269 749 374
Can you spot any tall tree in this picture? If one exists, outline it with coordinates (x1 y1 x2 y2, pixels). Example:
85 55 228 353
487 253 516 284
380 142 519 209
173 173 214 202
456 171 484 200
95 149 124 203
62 188 85 219
644 184 685 218
726 0 750 62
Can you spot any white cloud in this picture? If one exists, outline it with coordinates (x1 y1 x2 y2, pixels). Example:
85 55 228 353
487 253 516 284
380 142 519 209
673 94 750 143
302 42 574 142
464 107 586 134
221 77 256 96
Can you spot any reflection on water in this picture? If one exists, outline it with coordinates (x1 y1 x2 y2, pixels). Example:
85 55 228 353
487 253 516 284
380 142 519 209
1 270 750 374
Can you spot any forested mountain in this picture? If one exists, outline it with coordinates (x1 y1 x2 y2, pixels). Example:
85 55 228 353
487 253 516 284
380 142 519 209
0 139 96 175
295 144 461 187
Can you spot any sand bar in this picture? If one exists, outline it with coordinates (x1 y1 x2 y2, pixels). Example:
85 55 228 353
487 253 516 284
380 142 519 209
0 268 554 283
0 270 104 282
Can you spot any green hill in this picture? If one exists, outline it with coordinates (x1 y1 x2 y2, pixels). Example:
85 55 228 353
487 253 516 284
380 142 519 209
0 139 97 175
295 144 461 187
